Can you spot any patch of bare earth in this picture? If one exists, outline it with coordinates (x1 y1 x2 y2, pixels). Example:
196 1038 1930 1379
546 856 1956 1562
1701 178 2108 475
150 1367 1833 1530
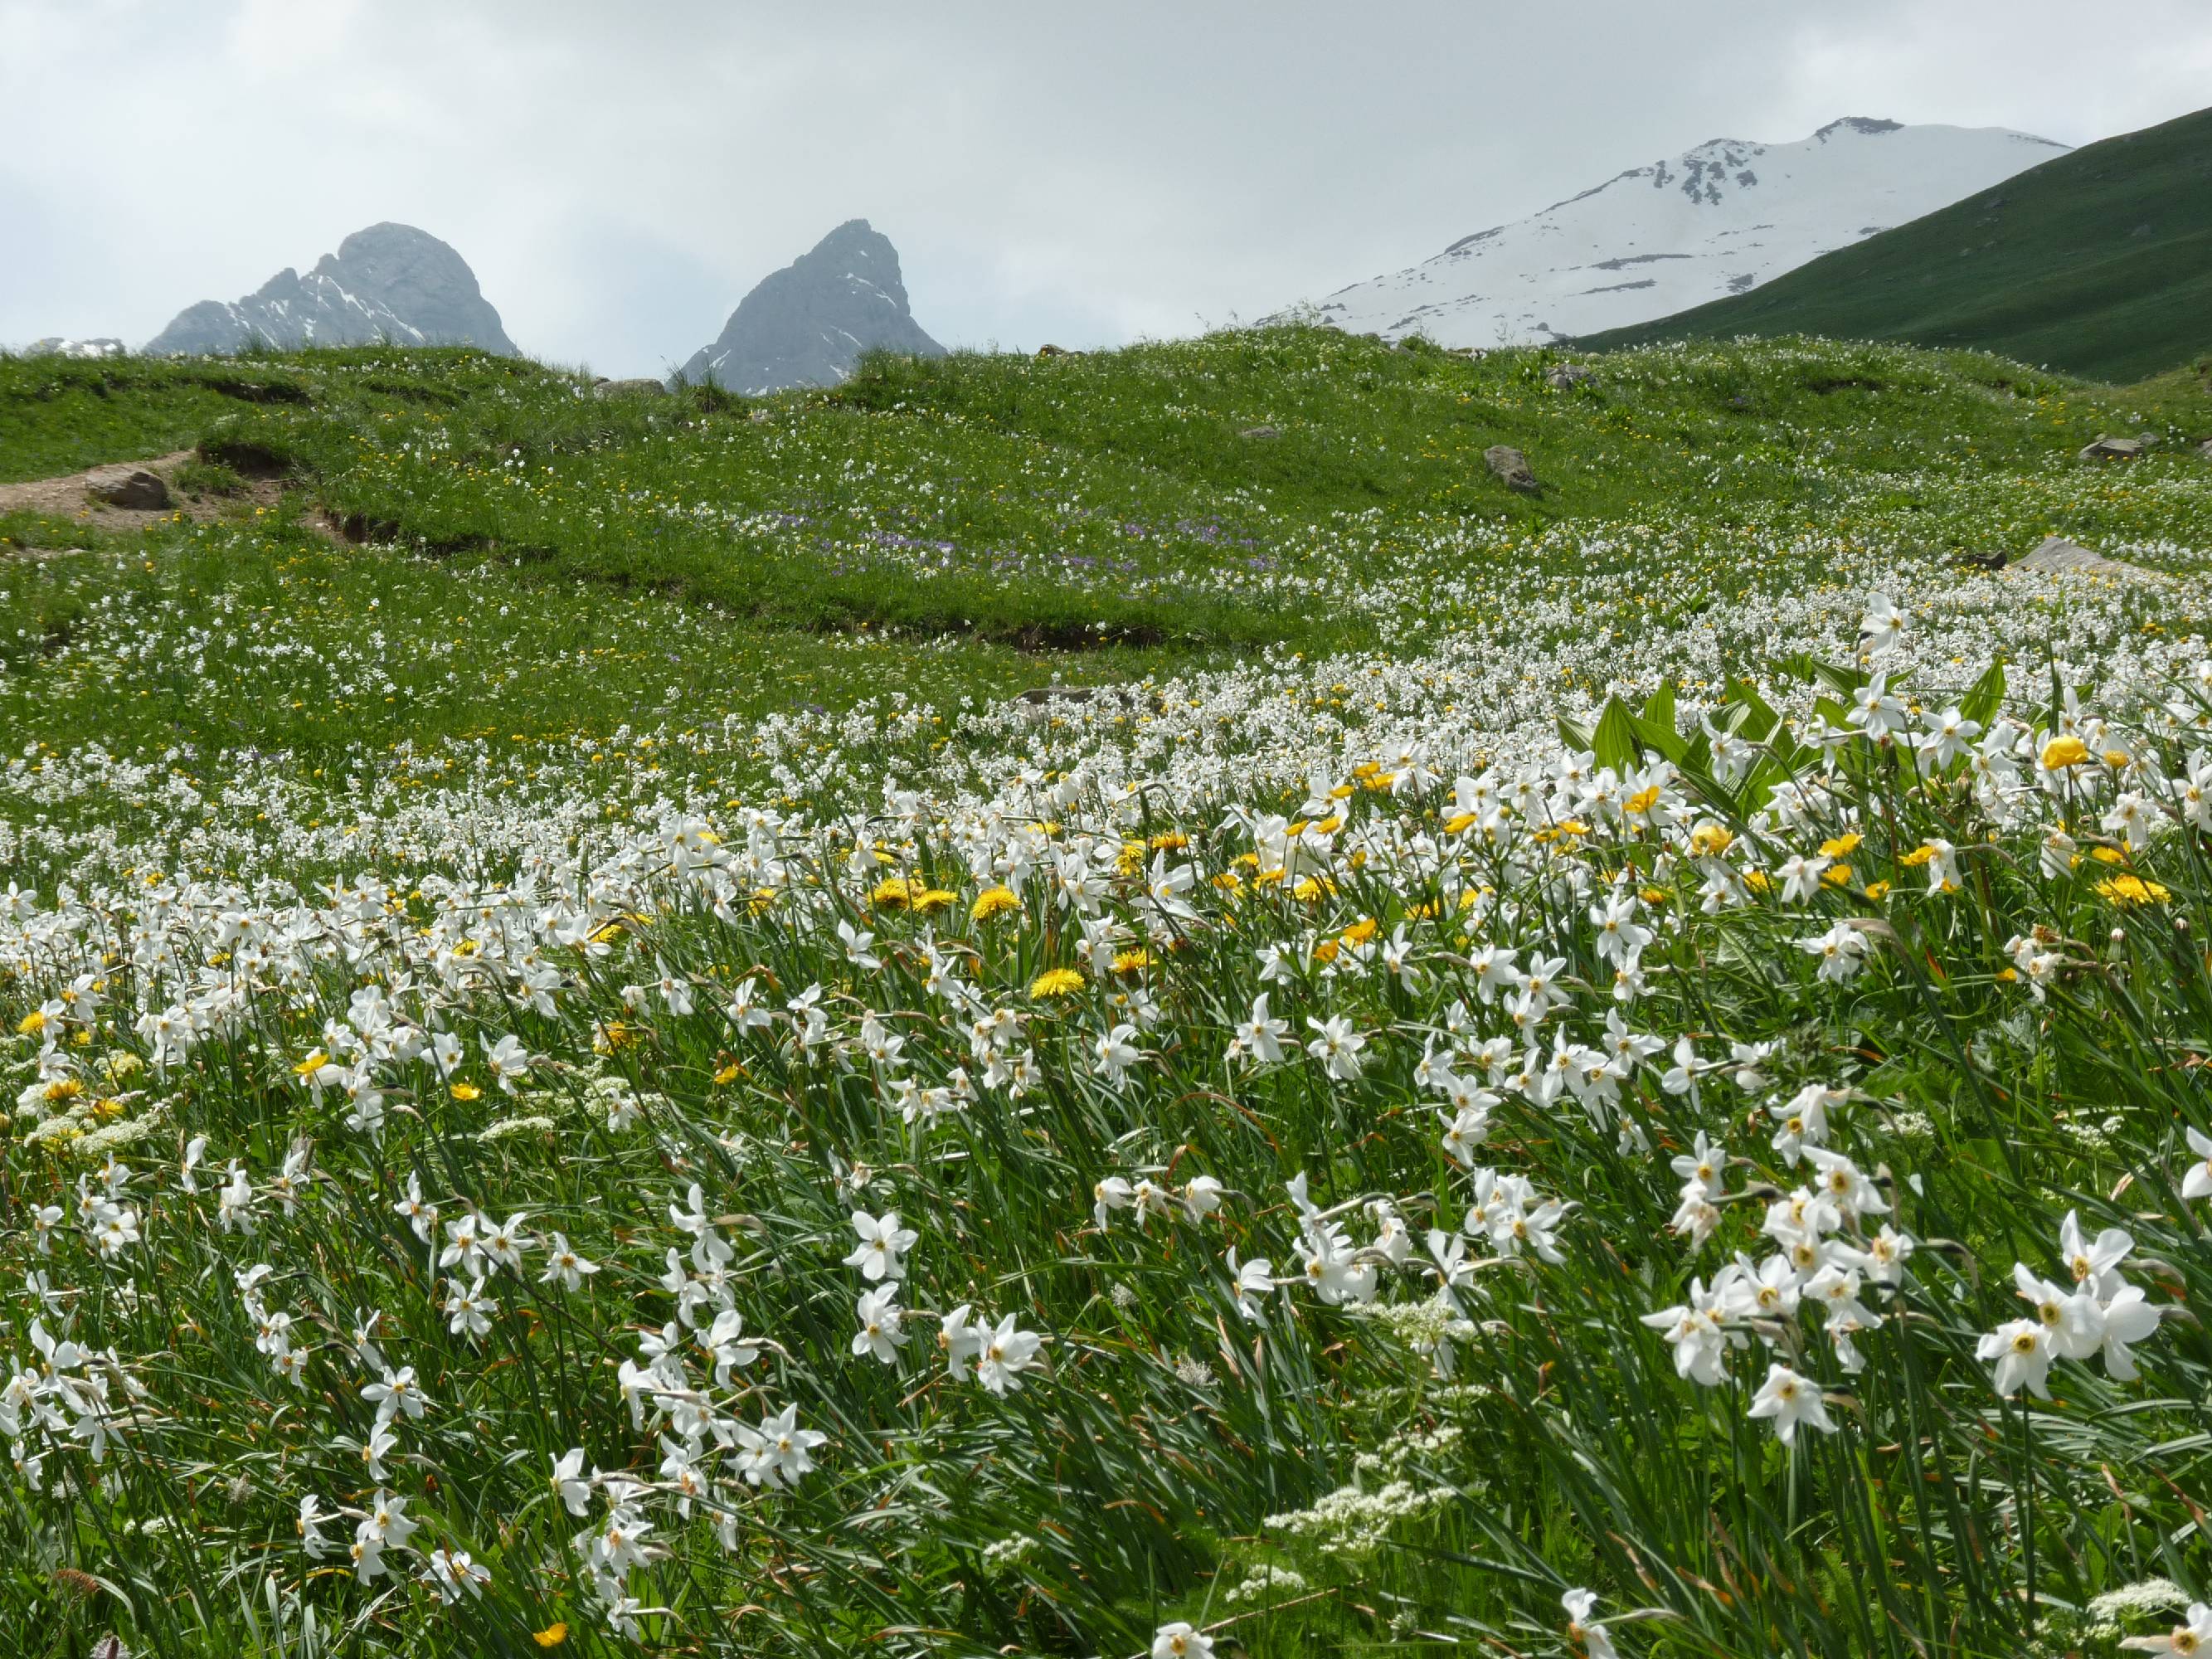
0 450 344 554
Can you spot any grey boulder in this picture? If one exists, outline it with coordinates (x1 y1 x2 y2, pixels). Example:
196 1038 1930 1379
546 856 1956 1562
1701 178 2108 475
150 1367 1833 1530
2012 534 2132 575
1485 445 1539 492
1546 364 1596 389
594 378 667 397
2077 435 2145 462
84 466 169 509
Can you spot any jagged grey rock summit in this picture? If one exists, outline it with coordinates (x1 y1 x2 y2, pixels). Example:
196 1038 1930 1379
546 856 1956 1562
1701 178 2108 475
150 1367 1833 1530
674 220 944 394
144 223 517 357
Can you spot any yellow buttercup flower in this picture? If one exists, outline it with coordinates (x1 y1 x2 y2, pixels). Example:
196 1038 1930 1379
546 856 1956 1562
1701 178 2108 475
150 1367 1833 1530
1818 833 1862 859
450 1082 483 1102
2039 735 2090 770
532 1624 569 1649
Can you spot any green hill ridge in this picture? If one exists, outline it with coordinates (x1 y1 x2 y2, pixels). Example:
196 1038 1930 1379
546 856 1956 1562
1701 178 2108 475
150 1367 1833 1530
1578 104 2212 382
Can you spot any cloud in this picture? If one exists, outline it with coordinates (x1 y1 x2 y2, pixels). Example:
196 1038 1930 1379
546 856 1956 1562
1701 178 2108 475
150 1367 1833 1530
2 0 2205 372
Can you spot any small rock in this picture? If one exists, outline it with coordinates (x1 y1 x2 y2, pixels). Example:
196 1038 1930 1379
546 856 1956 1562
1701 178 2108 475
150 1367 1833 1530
2077 435 2144 462
83 466 169 509
1018 685 1098 708
595 378 667 398
748 409 773 425
1546 364 1596 390
1485 445 1539 492
1238 425 1281 440
2198 438 2212 461
2012 534 2134 576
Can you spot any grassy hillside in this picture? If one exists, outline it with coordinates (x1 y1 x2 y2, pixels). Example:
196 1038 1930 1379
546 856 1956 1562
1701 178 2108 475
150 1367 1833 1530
1578 105 2212 382
2 331 2212 1658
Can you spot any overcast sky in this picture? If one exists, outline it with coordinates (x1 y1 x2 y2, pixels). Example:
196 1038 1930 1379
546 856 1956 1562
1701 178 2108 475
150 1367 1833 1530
4 1 2209 376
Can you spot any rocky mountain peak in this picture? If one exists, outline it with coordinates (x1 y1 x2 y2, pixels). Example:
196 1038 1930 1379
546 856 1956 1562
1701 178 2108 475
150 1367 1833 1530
673 220 944 394
144 223 516 358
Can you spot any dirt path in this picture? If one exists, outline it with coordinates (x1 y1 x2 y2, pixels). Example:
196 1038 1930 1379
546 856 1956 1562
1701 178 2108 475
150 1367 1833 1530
0 450 344 552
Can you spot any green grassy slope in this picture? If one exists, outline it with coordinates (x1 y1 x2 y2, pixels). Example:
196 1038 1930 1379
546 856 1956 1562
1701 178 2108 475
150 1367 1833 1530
1578 105 2212 382
2 328 2208 806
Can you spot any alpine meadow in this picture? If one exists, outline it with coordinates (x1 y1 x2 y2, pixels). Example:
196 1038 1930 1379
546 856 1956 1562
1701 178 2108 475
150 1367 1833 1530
5 315 2212 1659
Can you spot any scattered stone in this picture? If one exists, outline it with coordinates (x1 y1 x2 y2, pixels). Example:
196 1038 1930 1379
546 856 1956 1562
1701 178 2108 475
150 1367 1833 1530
2077 435 2145 462
1018 685 1098 708
2011 534 2136 576
2198 438 2212 461
748 409 774 425
594 378 667 398
1485 445 1539 492
83 466 169 510
1238 425 1281 440
1546 364 1596 390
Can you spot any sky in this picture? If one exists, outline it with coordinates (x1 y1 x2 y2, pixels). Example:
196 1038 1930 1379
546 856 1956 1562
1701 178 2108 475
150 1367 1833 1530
3 1 2210 377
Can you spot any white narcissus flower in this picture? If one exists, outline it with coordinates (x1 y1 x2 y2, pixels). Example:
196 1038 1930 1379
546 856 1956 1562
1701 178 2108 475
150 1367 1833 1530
1305 1014 1366 1081
843 1209 917 1282
852 1284 908 1365
551 1447 591 1516
1562 1588 1619 1659
1977 1319 2054 1399
1152 1623 1214 1659
2183 1126 2212 1200
1748 1362 1835 1444
2122 1602 2212 1653
975 1314 1043 1394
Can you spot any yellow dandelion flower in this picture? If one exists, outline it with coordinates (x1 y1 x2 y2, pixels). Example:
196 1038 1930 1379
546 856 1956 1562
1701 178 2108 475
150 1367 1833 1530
970 886 1021 922
2096 874 2170 906
1028 968 1085 1000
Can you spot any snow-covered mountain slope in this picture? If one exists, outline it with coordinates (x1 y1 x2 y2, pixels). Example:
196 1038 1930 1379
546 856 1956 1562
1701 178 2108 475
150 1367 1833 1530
1281 118 2068 348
